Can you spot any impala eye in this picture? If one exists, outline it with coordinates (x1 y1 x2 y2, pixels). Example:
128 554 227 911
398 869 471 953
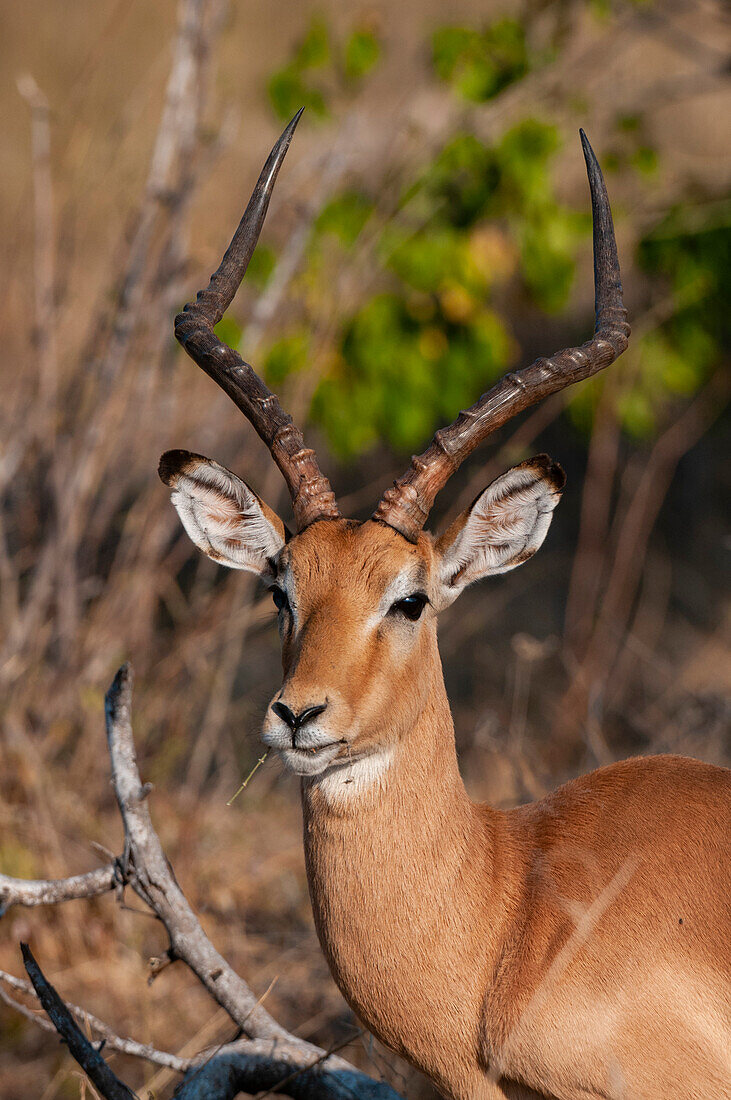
271 586 289 613
391 594 428 621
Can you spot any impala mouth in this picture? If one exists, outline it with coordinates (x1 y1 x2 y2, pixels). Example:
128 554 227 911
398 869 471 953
278 740 345 776
261 718 348 776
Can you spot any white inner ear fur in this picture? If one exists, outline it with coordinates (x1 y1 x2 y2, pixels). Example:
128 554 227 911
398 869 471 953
169 459 285 576
436 459 563 604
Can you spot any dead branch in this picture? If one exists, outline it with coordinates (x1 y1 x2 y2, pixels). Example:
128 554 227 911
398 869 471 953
105 663 291 1040
96 0 213 390
1 0 222 672
0 968 191 1072
16 73 58 422
174 1034 394 1100
0 865 118 915
0 663 403 1099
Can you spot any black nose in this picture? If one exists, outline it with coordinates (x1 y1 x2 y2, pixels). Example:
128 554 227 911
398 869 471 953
272 701 328 731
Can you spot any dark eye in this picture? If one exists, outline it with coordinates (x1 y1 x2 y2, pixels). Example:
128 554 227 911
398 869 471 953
391 593 427 621
271 586 289 613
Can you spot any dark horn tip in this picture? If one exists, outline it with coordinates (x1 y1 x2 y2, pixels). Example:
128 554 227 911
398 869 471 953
278 106 305 147
579 128 600 173
261 109 306 194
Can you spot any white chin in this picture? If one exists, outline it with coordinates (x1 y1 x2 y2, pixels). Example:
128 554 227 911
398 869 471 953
279 746 340 776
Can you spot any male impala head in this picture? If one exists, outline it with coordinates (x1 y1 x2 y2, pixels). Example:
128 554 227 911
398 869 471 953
160 112 628 783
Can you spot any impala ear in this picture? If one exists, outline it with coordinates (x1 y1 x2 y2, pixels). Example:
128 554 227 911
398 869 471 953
159 450 287 577
434 455 565 608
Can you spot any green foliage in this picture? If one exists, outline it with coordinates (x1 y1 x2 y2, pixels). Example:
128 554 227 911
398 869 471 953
627 208 730 436
432 19 530 102
630 146 659 178
343 28 381 83
407 121 586 312
295 16 331 69
589 0 653 19
268 68 328 124
312 294 513 455
262 12 724 459
268 17 331 122
268 15 381 122
308 119 584 458
604 110 659 180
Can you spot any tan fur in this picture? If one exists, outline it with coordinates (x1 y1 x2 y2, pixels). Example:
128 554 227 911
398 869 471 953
166 474 731 1099
272 521 730 1100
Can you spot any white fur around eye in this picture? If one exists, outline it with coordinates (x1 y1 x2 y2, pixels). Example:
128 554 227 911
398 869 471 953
437 458 564 599
170 460 284 574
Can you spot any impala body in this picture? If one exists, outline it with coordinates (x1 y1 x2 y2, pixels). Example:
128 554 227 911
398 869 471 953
161 114 731 1099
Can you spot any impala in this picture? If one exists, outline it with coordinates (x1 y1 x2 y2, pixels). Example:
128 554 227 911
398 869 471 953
160 113 730 1099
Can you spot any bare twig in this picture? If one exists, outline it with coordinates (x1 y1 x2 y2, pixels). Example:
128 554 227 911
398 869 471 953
96 0 211 390
16 73 58 423
0 981 58 1036
557 371 729 735
0 969 191 1072
105 663 289 1039
4 663 402 1098
1 0 221 670
226 750 270 805
0 865 117 916
104 664 402 1098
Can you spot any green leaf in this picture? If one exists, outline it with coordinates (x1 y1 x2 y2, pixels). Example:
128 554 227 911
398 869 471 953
630 145 659 178
344 28 381 82
295 17 331 70
268 66 328 122
267 16 333 122
431 19 530 103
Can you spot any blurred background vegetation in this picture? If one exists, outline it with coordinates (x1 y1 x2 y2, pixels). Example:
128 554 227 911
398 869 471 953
0 0 729 1095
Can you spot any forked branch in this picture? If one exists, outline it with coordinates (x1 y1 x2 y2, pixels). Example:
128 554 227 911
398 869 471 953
0 967 191 1071
0 665 402 1099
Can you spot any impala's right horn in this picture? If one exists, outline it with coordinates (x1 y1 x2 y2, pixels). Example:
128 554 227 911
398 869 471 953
373 130 630 543
161 110 340 532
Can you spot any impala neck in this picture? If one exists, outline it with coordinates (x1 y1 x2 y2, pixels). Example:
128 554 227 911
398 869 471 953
303 639 473 832
301 641 509 1094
